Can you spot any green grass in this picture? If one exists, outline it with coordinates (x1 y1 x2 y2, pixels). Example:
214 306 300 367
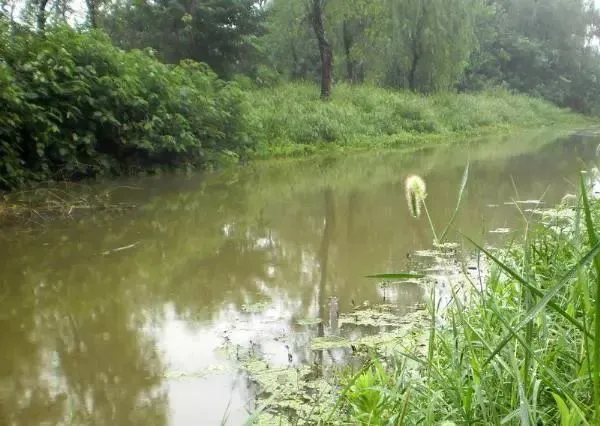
249 82 590 158
337 172 600 424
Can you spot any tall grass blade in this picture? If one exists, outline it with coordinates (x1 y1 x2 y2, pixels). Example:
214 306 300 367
484 295 585 411
439 162 470 242
580 172 600 421
484 239 600 366
324 360 374 423
462 234 591 339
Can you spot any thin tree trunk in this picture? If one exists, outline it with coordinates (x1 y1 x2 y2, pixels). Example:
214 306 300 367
408 1 427 92
311 0 332 99
342 20 354 82
86 0 97 28
37 0 49 33
10 1 16 26
408 49 420 91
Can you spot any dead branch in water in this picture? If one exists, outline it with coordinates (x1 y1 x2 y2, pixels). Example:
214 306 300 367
0 184 139 228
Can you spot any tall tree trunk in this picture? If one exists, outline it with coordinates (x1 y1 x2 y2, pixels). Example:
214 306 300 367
37 0 49 33
408 1 427 92
311 0 332 99
408 49 420 91
342 20 354 82
86 0 97 28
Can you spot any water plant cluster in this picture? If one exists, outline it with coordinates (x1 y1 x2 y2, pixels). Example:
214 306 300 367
335 172 600 424
238 167 600 425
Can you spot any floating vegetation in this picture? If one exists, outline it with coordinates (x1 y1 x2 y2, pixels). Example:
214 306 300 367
377 279 421 288
241 301 271 313
412 249 442 258
489 227 511 234
296 317 323 326
340 304 414 328
525 207 576 223
432 241 460 250
163 365 233 380
0 186 135 228
243 358 339 424
238 235 488 423
311 336 352 350
503 199 544 205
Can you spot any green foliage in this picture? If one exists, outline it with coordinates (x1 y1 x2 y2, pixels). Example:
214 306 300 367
341 174 600 423
98 0 265 77
345 359 398 423
461 0 600 114
262 0 478 92
250 82 585 156
0 24 254 189
260 0 600 113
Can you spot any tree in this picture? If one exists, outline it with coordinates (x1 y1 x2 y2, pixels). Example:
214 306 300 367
98 0 265 77
261 0 477 93
85 0 98 28
310 0 332 98
461 0 600 112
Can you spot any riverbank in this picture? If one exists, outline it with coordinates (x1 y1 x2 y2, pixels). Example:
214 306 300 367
248 83 591 158
333 175 600 423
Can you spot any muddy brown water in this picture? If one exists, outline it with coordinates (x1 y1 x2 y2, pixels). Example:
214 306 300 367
1 130 599 425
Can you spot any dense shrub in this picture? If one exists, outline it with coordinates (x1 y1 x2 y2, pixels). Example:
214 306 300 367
0 24 254 189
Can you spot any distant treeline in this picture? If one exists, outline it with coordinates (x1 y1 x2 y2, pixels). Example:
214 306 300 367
0 0 596 189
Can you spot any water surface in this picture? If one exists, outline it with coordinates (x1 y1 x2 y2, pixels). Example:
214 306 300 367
1 130 598 425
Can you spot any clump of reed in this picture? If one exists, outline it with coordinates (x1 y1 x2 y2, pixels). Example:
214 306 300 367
0 185 134 227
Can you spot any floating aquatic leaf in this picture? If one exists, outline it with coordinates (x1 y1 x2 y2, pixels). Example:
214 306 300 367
241 301 271 313
489 228 511 234
296 317 322 326
432 241 460 250
412 249 442 257
365 272 425 279
504 199 544 205
311 336 351 350
163 364 232 380
378 279 421 287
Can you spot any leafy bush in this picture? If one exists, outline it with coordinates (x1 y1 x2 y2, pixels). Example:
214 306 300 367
0 24 255 190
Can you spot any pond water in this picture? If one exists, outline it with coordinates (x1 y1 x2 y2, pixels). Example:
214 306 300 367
1 129 599 425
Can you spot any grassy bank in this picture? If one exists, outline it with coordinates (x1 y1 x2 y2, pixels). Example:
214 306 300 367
335 174 600 424
249 82 590 158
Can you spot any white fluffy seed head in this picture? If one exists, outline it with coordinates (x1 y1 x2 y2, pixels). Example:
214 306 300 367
405 175 427 218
